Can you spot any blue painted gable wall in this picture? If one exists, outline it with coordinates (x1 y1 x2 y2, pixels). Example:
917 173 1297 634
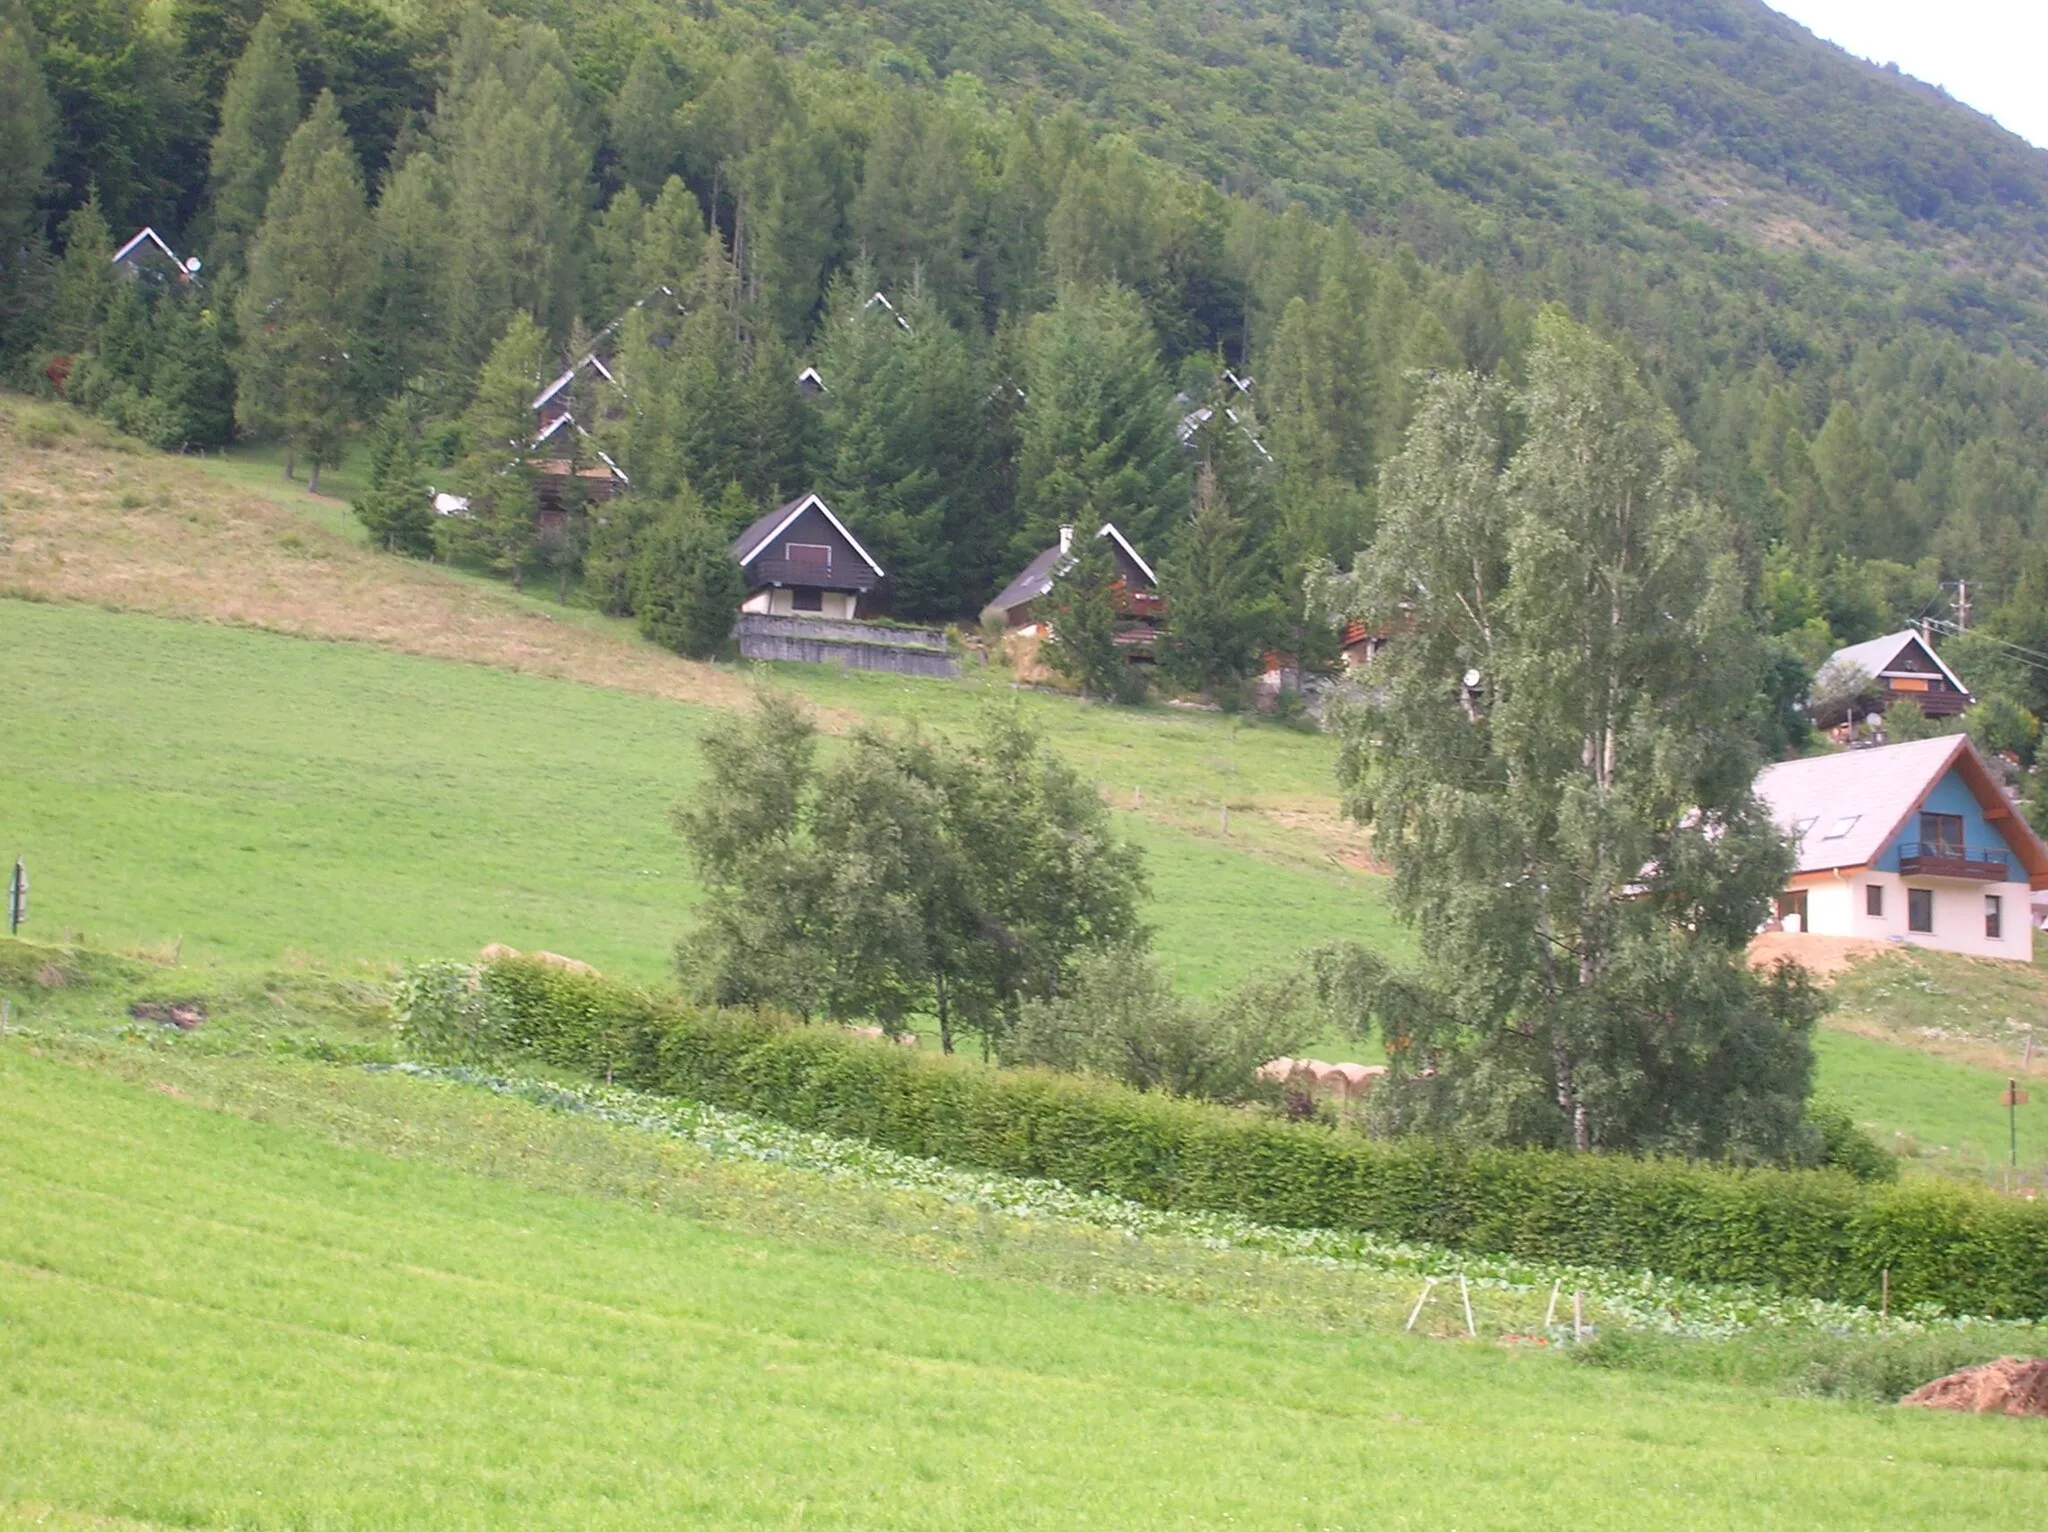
1873 768 2019 872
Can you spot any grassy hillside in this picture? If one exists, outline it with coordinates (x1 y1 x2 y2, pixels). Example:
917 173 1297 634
0 597 1396 994
4 1034 2043 1528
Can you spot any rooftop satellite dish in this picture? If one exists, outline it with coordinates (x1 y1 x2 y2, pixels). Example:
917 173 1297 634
184 255 202 273
1463 668 1483 689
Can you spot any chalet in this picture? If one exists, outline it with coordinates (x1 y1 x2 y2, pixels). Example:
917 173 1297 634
1813 628 1972 732
112 228 197 284
981 523 1166 654
732 492 886 620
1753 735 2048 962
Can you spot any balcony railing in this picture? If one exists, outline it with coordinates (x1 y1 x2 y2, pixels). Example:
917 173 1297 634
746 558 878 592
1896 842 2009 881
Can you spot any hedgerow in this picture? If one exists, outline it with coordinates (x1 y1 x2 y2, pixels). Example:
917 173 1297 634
404 956 2048 1320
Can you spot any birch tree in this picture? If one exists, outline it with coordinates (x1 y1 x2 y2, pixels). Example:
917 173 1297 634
1325 312 1818 1160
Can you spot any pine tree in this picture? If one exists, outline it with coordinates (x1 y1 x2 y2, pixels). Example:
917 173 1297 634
446 310 545 587
352 393 436 554
1013 282 1185 563
1809 401 1894 560
206 12 301 280
582 186 644 321
145 290 236 448
0 4 54 319
433 18 591 368
1160 464 1263 695
632 491 745 658
1043 533 1139 702
47 190 117 360
633 175 705 302
357 151 449 398
611 39 686 203
235 92 370 489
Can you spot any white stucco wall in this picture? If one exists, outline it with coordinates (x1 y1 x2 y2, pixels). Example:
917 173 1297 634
741 588 858 619
1791 871 2034 961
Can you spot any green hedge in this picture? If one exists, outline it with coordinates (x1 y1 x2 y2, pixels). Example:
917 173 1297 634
430 957 2048 1320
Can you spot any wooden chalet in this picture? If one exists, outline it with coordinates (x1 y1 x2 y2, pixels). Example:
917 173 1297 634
732 492 886 620
1815 628 1972 732
981 524 1166 655
111 228 196 284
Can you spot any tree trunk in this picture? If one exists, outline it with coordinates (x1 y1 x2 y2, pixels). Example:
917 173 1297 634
307 459 321 494
936 970 953 1054
283 447 296 480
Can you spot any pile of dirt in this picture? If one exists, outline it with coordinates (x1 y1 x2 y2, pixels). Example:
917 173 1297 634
1900 1356 2048 1417
1746 932 1893 978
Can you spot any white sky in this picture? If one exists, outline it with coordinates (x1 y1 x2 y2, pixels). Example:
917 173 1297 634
1765 2 2048 149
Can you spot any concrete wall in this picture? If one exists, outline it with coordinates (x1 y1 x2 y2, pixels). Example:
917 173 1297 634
735 614 960 678
1790 869 2034 961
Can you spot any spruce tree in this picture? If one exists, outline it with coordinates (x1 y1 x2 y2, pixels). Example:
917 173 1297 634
1043 534 1138 703
1013 282 1184 563
632 491 745 659
611 39 686 202
145 291 236 448
206 12 301 280
359 152 449 398
0 4 54 317
1159 464 1264 696
446 310 545 587
352 393 436 555
235 91 370 489
47 191 117 360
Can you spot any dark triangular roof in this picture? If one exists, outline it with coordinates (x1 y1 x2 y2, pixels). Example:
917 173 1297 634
731 492 885 578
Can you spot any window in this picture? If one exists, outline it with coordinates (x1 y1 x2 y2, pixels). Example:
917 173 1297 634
791 587 824 613
1920 812 1964 855
1793 816 1818 840
1774 892 1808 933
1987 895 2003 941
1908 888 1934 933
1823 815 1859 840
1866 885 1884 918
786 542 832 569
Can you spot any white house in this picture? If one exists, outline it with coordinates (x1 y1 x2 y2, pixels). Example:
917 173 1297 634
1753 735 2048 962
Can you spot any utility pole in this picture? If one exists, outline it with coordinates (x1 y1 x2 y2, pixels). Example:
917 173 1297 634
7 857 24 936
1956 580 1971 633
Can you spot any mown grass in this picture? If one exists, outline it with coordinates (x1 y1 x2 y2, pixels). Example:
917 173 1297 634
1816 1028 2048 1185
4 1034 2044 1531
0 598 1398 995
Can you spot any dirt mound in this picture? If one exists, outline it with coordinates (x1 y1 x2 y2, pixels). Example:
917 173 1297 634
1747 932 1893 978
1900 1356 2048 1417
129 1000 207 1030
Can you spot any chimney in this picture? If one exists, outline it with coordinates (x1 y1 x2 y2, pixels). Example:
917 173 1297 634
1058 524 1074 554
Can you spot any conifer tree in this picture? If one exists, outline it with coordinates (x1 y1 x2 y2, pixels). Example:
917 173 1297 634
1160 464 1264 695
0 4 54 314
352 392 436 555
611 39 687 203
47 191 117 359
633 175 706 302
1013 282 1184 563
145 290 236 448
632 489 745 659
1043 533 1139 702
583 186 644 321
445 310 545 587
206 13 301 279
235 91 370 488
358 152 449 399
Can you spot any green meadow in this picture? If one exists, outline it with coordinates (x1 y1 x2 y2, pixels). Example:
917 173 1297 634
4 1036 2043 1531
0 596 1397 995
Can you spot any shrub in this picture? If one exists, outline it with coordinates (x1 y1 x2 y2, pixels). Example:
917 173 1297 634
417 957 2048 1320
1806 1099 1898 1183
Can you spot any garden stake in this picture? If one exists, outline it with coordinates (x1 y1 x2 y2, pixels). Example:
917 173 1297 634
1544 1279 1560 1329
1881 1267 1890 1324
1459 1274 1476 1337
1405 1277 1437 1332
1572 1290 1584 1343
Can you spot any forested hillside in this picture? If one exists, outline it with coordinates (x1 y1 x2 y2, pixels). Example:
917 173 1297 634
7 0 2048 712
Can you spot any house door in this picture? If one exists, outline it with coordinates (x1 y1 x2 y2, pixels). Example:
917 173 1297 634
1774 891 1809 934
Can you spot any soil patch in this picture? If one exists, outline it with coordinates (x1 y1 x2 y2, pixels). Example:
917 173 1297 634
1746 933 1893 978
129 1000 208 1030
1900 1356 2048 1417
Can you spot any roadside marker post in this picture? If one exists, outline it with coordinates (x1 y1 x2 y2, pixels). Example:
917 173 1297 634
7 856 24 935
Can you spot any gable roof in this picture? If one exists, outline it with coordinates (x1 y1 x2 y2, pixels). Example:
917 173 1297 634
1824 629 1970 696
731 492 884 579
983 523 1158 616
1755 735 2048 888
111 227 190 276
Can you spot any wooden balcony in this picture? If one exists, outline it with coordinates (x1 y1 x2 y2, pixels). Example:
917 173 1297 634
1896 842 2010 881
746 558 879 592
